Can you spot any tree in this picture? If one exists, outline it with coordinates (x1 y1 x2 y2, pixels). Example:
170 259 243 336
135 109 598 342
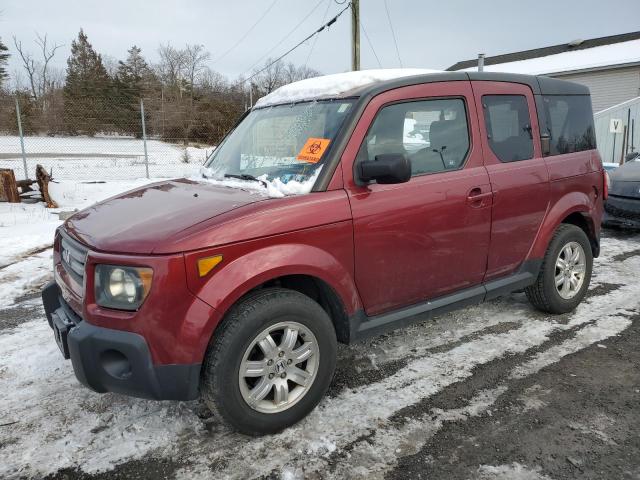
157 43 186 91
113 46 155 135
63 29 111 135
0 37 9 88
251 59 320 99
13 33 63 108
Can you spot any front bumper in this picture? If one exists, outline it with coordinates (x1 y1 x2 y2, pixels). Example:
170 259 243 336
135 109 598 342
42 281 201 401
604 195 640 230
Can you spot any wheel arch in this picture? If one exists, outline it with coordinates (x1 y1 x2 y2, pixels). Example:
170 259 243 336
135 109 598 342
187 243 362 362
530 192 600 260
238 274 352 344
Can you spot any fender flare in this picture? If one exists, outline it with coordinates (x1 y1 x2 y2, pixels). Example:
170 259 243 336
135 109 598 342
184 243 362 359
529 191 596 260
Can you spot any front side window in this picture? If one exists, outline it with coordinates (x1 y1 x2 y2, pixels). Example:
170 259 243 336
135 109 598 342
543 95 596 155
203 100 354 194
483 95 534 162
358 98 470 176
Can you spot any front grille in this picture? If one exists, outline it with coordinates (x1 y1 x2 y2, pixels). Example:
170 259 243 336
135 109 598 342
59 230 89 284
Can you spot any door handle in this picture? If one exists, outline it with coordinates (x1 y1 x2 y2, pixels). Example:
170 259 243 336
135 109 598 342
467 188 492 207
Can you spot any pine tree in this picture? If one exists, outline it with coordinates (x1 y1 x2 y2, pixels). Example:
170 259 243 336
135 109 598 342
63 29 111 135
113 46 154 135
0 37 9 88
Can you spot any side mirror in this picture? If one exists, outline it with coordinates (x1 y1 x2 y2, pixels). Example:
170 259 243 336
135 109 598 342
540 132 551 156
359 154 411 184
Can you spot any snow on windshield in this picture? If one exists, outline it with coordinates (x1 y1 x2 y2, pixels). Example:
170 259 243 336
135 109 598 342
195 165 323 198
255 68 442 108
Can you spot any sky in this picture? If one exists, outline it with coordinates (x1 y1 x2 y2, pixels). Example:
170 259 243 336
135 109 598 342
1 0 639 84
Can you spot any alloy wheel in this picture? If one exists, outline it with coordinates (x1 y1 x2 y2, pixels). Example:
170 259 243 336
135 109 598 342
238 321 320 414
554 241 586 300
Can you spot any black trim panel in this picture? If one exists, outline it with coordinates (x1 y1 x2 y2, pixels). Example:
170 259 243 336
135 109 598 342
41 281 200 401
68 321 201 401
348 259 542 342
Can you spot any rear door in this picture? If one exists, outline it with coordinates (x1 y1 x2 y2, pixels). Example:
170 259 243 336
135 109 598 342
471 81 550 280
343 81 492 316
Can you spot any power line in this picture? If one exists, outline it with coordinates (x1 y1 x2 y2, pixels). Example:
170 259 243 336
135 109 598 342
244 2 352 84
242 0 327 77
304 0 333 68
383 0 403 68
360 19 382 68
211 0 279 65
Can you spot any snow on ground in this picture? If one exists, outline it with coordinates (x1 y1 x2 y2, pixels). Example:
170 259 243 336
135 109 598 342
255 68 442 107
0 203 59 268
0 250 52 307
0 135 213 180
475 462 553 480
48 178 155 210
0 178 158 304
0 234 638 479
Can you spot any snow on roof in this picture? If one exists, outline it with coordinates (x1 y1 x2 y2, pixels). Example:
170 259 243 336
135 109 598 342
460 39 640 75
254 68 441 108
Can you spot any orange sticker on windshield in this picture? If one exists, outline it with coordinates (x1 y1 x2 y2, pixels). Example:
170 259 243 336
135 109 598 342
297 138 331 163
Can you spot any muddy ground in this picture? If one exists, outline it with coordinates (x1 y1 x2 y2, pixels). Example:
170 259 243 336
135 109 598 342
1 230 639 480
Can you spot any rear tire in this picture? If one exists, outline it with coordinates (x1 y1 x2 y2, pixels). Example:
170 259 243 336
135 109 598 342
201 288 337 435
525 224 593 314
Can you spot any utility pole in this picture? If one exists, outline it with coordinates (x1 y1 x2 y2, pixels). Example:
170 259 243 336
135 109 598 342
351 0 360 71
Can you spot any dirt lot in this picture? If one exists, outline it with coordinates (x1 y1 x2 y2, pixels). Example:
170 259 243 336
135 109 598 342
1 230 639 480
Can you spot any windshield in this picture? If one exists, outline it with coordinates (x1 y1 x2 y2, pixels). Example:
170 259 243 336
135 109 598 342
202 100 354 196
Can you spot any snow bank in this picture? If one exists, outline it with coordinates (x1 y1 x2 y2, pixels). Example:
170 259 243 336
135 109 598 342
48 179 156 210
460 39 640 75
255 69 442 107
197 166 322 198
0 136 213 181
0 203 60 268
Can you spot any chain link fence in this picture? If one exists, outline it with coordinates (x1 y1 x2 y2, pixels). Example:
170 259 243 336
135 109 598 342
0 94 217 181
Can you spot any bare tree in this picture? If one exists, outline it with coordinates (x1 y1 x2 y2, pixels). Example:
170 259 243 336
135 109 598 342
252 58 285 96
36 34 63 98
13 36 37 100
251 59 320 98
157 44 187 90
282 63 320 84
102 54 119 78
184 44 211 92
13 33 63 102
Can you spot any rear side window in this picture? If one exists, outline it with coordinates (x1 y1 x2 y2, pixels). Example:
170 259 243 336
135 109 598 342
542 95 596 155
359 98 470 177
482 95 534 162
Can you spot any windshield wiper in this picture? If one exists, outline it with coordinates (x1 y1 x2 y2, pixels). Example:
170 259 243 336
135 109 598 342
224 173 268 188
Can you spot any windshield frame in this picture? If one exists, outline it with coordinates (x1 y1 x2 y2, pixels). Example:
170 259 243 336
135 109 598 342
204 98 359 193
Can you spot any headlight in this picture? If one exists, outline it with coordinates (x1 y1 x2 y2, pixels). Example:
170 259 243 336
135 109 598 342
95 265 153 311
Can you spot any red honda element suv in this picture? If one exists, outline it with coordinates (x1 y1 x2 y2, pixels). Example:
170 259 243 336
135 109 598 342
42 71 604 435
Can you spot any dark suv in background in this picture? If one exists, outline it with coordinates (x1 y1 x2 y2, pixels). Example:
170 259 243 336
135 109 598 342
604 152 640 229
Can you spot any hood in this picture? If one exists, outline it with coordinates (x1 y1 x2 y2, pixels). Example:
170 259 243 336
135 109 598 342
609 161 640 198
610 160 640 182
65 179 270 254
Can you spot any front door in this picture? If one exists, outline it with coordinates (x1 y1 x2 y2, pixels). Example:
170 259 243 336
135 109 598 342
343 81 492 316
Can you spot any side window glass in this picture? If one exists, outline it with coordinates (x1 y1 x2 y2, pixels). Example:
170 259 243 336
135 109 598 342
482 95 534 162
358 98 470 177
543 95 596 155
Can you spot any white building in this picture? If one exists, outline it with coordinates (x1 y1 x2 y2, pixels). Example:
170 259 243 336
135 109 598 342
448 31 640 113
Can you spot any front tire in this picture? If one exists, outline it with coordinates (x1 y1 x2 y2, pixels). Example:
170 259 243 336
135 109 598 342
525 224 593 314
201 288 337 435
